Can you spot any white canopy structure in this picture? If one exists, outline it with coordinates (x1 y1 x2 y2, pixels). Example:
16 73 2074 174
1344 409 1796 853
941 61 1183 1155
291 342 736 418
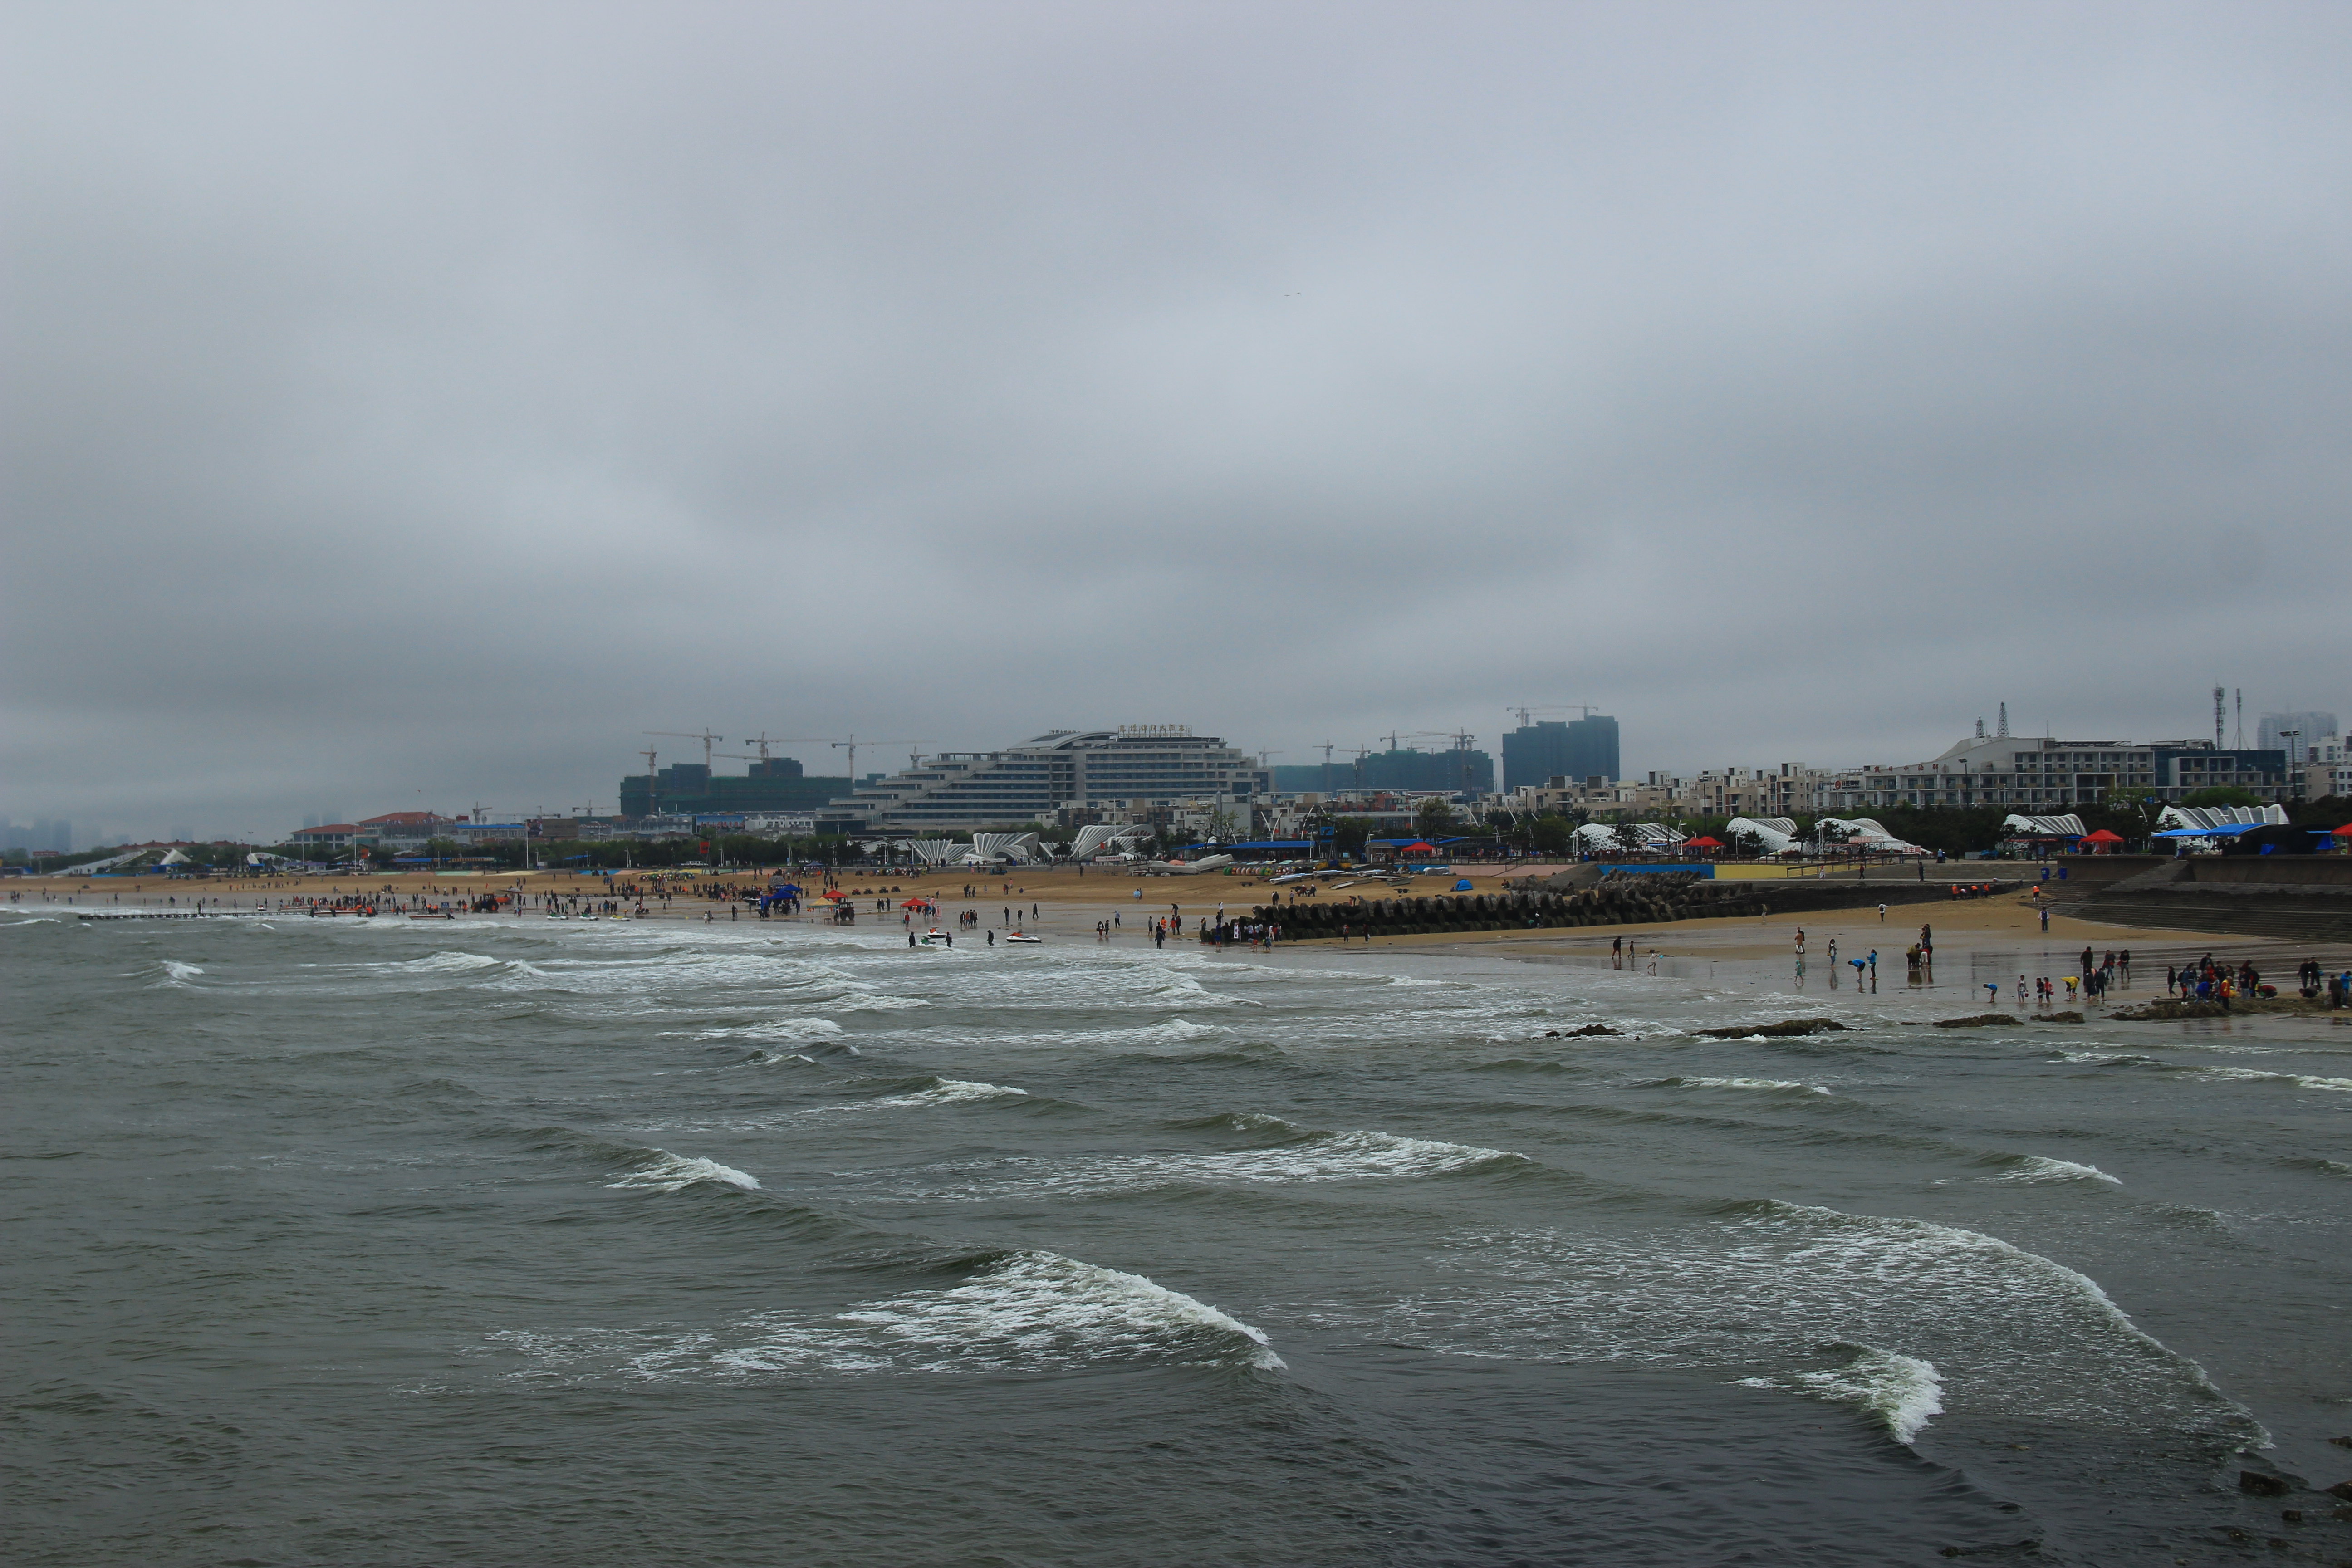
2002 813 2086 838
897 839 964 865
1724 816 1800 854
968 832 1041 862
1141 853 1234 874
1816 817 1925 854
1069 824 1150 859
1572 822 1688 852
2156 804 2288 831
156 848 193 867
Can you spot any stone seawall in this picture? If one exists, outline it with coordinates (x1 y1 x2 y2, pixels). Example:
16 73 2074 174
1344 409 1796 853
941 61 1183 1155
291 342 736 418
1259 872 2018 940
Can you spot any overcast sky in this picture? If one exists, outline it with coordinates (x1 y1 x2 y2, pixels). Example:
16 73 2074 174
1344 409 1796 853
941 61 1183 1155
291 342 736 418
5 1 2348 843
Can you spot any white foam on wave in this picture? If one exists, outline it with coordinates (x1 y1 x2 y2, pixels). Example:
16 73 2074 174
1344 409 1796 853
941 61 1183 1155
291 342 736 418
1643 1076 1830 1095
1146 972 1249 1008
829 993 930 1013
393 950 501 973
162 960 204 980
499 1251 1284 1383
606 1150 761 1192
867 1078 1029 1109
1738 1345 1945 1443
1998 1156 2122 1186
1353 1202 2262 1441
664 1018 846 1043
865 1124 1515 1202
2197 1066 2352 1093
720 1251 1282 1375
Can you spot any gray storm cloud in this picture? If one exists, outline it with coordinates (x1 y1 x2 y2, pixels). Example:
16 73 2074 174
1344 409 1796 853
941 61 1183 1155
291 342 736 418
5 1 2347 841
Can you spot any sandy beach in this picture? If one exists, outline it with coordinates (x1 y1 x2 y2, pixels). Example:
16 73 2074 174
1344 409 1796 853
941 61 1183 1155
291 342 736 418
15 862 2349 993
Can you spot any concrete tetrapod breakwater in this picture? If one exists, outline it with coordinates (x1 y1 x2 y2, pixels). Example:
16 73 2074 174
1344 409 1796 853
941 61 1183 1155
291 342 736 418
1257 872 2016 941
2080 857 2352 943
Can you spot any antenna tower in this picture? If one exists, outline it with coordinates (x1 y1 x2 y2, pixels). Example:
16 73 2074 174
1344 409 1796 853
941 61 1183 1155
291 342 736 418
2214 686 2226 747
1997 702 2008 737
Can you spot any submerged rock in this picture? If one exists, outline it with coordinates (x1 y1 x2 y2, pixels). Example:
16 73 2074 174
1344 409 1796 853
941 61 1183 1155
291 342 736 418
1695 1017 1846 1039
1932 1014 2024 1029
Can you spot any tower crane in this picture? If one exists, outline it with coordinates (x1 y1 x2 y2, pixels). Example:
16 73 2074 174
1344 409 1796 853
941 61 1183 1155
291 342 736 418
645 730 725 770
1505 705 1601 727
739 735 917 780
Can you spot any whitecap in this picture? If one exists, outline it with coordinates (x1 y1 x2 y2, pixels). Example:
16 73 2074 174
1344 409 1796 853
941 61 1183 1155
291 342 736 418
1641 1076 1830 1095
829 994 930 1013
1737 1344 1945 1443
380 950 503 974
866 1125 1516 1201
2198 1066 2352 1093
1996 1156 2122 1185
865 1078 1029 1110
1360 1202 2262 1441
665 1019 846 1044
162 960 204 980
606 1151 760 1192
717 1250 1281 1375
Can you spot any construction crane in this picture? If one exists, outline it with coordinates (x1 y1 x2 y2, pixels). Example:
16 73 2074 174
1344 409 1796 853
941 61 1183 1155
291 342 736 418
645 730 724 770
637 746 659 813
1505 705 1601 728
829 735 920 780
737 735 914 780
1257 749 1282 768
1408 730 1484 796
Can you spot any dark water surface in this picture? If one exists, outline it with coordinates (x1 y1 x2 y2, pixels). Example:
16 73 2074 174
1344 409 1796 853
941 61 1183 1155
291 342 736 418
6 911 2349 1565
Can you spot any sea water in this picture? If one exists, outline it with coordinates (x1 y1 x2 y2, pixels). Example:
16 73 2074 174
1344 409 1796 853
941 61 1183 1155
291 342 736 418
5 911 2349 1565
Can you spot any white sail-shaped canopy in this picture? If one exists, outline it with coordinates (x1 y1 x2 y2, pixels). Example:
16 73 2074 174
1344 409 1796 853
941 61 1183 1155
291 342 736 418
2002 813 2086 837
969 832 1040 862
1069 824 1150 859
1572 822 1687 851
2156 804 2287 831
1816 817 1925 853
1724 816 1800 854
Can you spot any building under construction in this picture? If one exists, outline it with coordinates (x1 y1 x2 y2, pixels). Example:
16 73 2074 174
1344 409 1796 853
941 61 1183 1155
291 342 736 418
618 758 852 818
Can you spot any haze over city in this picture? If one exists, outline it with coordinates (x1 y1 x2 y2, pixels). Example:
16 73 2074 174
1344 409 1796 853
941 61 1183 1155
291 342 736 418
6 2 2350 845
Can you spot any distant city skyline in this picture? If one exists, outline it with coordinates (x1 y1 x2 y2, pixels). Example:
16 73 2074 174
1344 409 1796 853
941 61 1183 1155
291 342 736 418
7 7 2350 845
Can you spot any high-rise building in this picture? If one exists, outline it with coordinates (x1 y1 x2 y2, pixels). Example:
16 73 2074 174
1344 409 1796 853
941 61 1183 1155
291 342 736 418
620 755 852 818
828 727 1269 831
2257 711 2339 760
1502 715 1618 790
1272 748 1494 796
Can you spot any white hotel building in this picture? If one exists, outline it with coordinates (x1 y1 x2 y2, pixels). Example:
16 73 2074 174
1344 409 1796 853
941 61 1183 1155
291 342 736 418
823 727 1270 833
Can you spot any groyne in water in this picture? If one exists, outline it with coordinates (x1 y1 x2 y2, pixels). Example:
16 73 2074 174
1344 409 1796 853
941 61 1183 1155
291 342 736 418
1257 872 2014 941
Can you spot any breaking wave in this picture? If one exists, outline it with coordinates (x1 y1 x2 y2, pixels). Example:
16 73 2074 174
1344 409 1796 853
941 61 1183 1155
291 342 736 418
1991 1155 2122 1185
1639 1076 1831 1096
497 1251 1282 1381
606 1150 761 1193
1737 1343 1945 1444
665 1019 846 1043
1357 1201 2260 1440
2197 1066 2352 1093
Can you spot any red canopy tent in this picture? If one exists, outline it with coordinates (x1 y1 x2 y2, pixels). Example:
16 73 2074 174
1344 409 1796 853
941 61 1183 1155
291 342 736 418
1684 836 1725 849
2333 823 2352 838
2080 828 2127 854
1400 840 1436 853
